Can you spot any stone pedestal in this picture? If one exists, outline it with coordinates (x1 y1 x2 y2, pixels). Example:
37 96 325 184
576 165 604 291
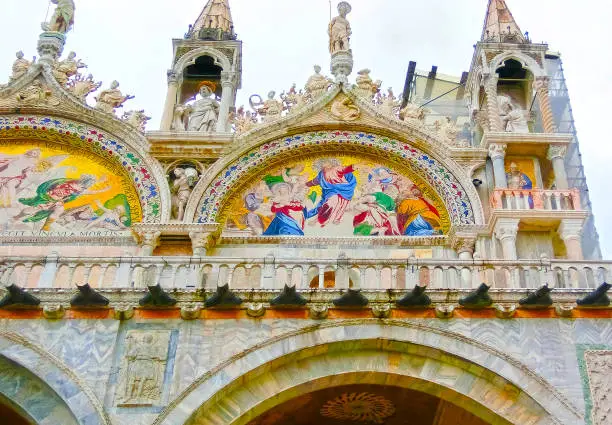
330 50 353 85
37 32 65 65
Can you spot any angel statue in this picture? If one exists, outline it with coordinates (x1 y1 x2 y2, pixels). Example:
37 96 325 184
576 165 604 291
94 81 134 114
42 0 75 34
249 91 284 122
67 74 102 101
53 51 86 86
9 51 33 82
171 167 199 221
328 2 352 54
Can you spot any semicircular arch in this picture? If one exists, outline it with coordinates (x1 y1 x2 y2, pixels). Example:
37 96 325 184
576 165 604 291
174 46 233 75
153 321 580 425
0 331 111 425
188 130 480 227
0 114 169 224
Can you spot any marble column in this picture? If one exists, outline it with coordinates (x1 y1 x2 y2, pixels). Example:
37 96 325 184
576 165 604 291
483 73 503 132
547 145 569 190
216 71 237 133
534 77 556 134
455 239 476 288
160 71 179 131
494 218 520 260
558 219 584 260
488 143 508 188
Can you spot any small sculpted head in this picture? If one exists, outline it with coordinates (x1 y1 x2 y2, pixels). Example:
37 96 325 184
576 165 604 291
337 1 352 17
68 51 76 59
110 80 119 89
314 65 322 74
267 90 276 99
16 51 24 59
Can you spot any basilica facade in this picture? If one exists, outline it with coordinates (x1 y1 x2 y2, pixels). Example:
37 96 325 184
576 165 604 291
0 1 610 424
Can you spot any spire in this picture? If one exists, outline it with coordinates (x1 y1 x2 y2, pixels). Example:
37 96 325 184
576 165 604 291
481 0 526 43
187 0 236 41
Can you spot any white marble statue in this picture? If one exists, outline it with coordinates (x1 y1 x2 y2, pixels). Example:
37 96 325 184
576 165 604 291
122 110 151 133
378 87 401 117
250 91 284 122
53 51 86 86
305 65 333 100
9 51 32 82
94 81 134 114
399 101 428 126
171 104 189 131
187 85 219 132
231 106 257 134
42 0 75 34
498 95 529 133
434 116 460 144
171 167 199 221
354 69 381 100
328 2 352 54
67 73 101 101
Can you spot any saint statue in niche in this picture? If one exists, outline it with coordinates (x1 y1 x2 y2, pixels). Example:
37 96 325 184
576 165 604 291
187 83 220 132
170 166 199 221
498 95 529 133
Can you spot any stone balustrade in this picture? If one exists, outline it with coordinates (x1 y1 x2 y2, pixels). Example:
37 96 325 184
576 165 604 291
1 256 610 291
491 188 582 211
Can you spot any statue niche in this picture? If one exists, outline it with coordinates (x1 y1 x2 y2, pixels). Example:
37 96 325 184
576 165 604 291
169 164 200 221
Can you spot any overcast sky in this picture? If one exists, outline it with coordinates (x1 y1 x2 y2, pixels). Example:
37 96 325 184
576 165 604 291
1 0 611 257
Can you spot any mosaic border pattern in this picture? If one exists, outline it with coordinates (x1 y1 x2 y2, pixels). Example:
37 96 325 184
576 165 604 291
0 115 162 221
197 131 475 225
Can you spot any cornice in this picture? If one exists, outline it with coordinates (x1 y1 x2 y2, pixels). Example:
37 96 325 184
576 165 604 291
481 132 573 148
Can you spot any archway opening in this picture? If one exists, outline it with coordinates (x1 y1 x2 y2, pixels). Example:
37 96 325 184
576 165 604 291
246 383 492 425
181 55 223 103
0 396 32 425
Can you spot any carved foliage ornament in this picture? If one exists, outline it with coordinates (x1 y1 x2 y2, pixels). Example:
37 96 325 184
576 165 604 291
585 350 612 425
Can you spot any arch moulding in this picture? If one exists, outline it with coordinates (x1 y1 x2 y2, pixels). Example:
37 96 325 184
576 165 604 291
153 320 581 425
488 51 546 78
173 46 234 75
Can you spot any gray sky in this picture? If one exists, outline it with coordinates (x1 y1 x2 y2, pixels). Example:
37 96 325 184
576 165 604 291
1 0 611 257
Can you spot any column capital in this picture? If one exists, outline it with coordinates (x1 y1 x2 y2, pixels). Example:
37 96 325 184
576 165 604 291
533 76 550 91
189 231 217 256
494 218 520 241
557 218 584 241
167 70 180 84
488 143 507 160
220 71 238 87
133 231 161 255
547 144 567 161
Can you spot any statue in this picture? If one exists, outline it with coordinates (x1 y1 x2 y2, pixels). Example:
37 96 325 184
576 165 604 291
53 51 86 86
122 110 151 133
67 73 101 101
328 2 352 54
498 95 529 133
249 91 284 122
354 69 380 99
304 65 333 100
16 80 59 106
330 97 360 121
187 84 219 132
281 83 306 113
170 167 199 221
94 81 134 114
171 104 189 131
231 106 257 134
116 331 170 407
42 0 75 34
378 87 401 117
434 117 459 144
399 101 428 126
9 51 33 82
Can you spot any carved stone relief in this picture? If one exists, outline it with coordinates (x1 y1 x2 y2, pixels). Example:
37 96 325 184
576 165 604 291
585 350 612 425
115 330 171 407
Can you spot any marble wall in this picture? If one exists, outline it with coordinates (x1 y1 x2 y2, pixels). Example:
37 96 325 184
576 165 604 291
2 318 612 425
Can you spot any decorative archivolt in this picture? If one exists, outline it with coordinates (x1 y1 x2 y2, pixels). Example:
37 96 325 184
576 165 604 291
488 51 546 78
0 114 170 223
187 130 481 227
173 45 234 76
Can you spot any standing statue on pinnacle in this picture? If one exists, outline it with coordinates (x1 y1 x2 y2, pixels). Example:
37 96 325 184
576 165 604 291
328 2 352 54
42 0 75 34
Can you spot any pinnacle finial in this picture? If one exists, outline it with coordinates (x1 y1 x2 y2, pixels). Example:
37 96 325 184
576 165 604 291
188 0 236 41
481 0 527 43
